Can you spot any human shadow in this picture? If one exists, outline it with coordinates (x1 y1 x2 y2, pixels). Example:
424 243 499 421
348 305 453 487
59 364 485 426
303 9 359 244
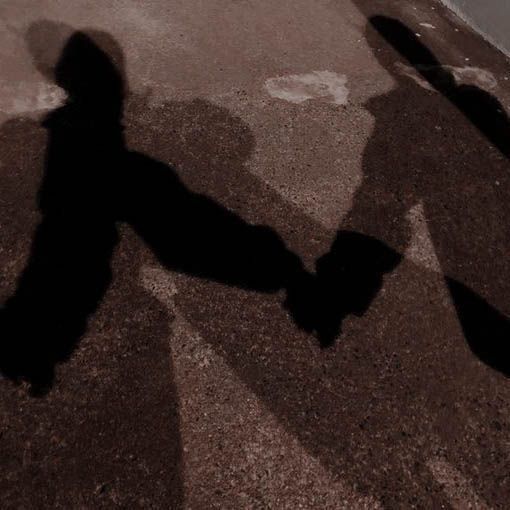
316 16 510 375
0 27 315 395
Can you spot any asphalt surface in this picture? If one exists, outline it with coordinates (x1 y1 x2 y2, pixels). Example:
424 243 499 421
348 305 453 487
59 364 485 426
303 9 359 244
1 0 510 508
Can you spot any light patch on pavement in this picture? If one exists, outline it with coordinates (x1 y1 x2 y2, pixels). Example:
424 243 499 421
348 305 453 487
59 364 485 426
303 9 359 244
448 66 498 89
238 98 368 230
395 62 436 92
426 458 490 510
140 265 382 509
119 4 193 51
264 71 349 105
140 265 214 369
0 80 65 115
395 63 498 92
405 202 441 273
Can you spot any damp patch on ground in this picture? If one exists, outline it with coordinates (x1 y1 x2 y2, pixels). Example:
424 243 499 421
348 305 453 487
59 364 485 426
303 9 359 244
395 62 498 92
264 71 349 105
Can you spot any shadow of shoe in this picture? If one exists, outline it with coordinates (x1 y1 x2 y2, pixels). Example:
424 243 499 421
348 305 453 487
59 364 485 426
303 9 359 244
0 307 56 396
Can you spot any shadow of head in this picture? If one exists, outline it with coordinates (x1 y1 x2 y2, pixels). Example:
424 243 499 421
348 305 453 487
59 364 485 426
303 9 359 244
369 15 440 67
26 21 125 116
369 15 510 151
366 15 455 90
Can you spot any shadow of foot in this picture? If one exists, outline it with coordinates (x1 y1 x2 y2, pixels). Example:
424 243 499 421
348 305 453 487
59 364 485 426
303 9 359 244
0 307 56 395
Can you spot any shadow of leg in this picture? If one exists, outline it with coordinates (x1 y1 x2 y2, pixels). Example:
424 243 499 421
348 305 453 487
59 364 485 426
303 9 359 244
448 278 510 377
0 216 117 395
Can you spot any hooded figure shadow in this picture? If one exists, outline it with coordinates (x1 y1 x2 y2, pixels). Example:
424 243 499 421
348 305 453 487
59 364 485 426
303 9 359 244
315 16 510 374
0 29 316 394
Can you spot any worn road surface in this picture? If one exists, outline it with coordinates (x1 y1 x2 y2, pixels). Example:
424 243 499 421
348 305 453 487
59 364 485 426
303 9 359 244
1 0 510 508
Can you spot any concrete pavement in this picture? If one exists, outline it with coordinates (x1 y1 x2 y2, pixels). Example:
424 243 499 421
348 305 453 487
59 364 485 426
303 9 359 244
1 0 510 508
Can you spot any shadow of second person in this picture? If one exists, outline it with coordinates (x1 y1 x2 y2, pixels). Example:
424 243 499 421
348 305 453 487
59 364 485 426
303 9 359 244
315 15 510 373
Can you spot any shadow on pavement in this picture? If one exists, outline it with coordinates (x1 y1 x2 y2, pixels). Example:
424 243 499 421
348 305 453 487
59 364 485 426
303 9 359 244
316 15 510 374
0 26 316 394
5 18 509 389
369 15 510 376
1 13 510 508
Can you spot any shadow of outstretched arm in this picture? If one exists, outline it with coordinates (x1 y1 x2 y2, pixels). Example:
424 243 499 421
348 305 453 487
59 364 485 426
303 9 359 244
123 152 306 291
122 151 317 330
